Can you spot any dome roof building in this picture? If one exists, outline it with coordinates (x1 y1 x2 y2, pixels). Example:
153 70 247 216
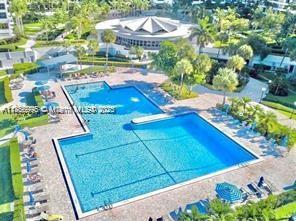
95 16 195 51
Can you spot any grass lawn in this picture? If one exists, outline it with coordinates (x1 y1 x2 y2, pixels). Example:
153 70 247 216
0 140 25 221
0 38 27 52
0 70 6 77
0 112 48 138
161 81 198 100
24 22 42 36
262 101 296 120
34 39 87 48
264 92 296 109
275 202 296 220
0 80 6 105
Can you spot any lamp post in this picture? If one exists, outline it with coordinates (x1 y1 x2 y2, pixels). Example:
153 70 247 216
290 101 296 119
260 87 266 103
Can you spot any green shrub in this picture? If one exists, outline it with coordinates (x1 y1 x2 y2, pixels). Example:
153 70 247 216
32 88 44 108
3 77 13 103
161 80 198 100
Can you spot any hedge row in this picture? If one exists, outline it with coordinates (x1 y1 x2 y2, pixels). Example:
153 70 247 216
12 62 38 79
3 77 13 102
32 88 44 108
9 138 25 221
80 60 144 68
263 97 296 109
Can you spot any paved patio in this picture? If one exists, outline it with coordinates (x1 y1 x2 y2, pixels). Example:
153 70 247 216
14 69 296 221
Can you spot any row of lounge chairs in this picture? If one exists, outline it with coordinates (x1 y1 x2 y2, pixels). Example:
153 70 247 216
20 130 64 220
209 107 287 157
64 71 110 81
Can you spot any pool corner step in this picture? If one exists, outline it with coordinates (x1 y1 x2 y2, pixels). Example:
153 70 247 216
131 113 173 124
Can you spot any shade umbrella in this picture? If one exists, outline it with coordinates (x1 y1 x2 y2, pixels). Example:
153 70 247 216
44 101 59 109
215 182 242 203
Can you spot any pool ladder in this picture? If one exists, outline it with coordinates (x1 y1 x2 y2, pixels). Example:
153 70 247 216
97 200 113 212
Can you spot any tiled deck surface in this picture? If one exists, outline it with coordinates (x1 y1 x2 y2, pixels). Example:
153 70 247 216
16 69 296 221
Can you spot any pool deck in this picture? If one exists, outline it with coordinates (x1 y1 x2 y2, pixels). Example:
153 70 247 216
20 69 296 221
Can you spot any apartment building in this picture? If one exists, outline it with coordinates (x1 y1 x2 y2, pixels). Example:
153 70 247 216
0 0 14 39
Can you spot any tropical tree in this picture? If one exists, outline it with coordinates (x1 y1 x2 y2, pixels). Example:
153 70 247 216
11 0 27 34
179 206 209 221
243 34 270 60
279 37 296 68
192 54 212 86
40 17 54 42
101 30 116 67
174 59 193 97
209 199 236 221
216 32 229 58
130 46 144 60
226 55 245 74
257 111 277 136
191 16 215 54
151 40 178 73
240 96 252 114
237 44 253 61
88 40 99 66
71 13 90 39
213 68 239 105
75 45 86 70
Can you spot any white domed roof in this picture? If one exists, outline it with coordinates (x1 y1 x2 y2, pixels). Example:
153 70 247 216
120 16 180 34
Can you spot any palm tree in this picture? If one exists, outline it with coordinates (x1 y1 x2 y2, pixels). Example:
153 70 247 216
226 55 246 74
11 0 27 34
240 96 252 114
75 45 86 70
40 17 53 42
191 16 215 54
101 30 116 67
213 68 239 105
88 40 99 67
237 44 253 61
257 111 277 136
71 13 90 39
209 199 235 221
174 59 193 97
216 32 229 59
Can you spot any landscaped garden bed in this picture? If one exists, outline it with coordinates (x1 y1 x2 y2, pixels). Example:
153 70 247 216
161 80 198 100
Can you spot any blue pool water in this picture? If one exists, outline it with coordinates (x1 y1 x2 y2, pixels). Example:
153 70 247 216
59 82 256 213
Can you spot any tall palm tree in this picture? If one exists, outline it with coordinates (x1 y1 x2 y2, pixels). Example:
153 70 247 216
101 30 116 67
88 40 99 67
174 59 193 97
75 45 86 70
191 16 215 54
216 32 229 58
11 0 27 34
213 68 239 105
41 17 53 42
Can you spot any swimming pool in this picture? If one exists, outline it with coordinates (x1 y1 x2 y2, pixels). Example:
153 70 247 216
56 81 258 218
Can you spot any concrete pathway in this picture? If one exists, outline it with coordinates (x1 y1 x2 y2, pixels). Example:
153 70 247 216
193 78 268 103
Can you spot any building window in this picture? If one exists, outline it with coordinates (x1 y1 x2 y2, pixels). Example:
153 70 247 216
0 3 5 10
0 12 7 19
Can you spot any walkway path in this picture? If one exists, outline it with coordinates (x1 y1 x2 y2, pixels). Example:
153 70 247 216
193 78 296 129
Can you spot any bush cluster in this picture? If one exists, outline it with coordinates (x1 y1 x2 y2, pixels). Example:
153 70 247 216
3 77 13 103
226 97 296 148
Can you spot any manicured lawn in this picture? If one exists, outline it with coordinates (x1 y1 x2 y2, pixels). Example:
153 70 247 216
0 140 25 221
275 202 296 220
0 38 27 52
24 22 42 36
34 39 87 48
0 80 6 105
262 101 296 120
264 92 296 109
161 80 198 100
0 143 14 205
0 113 48 138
